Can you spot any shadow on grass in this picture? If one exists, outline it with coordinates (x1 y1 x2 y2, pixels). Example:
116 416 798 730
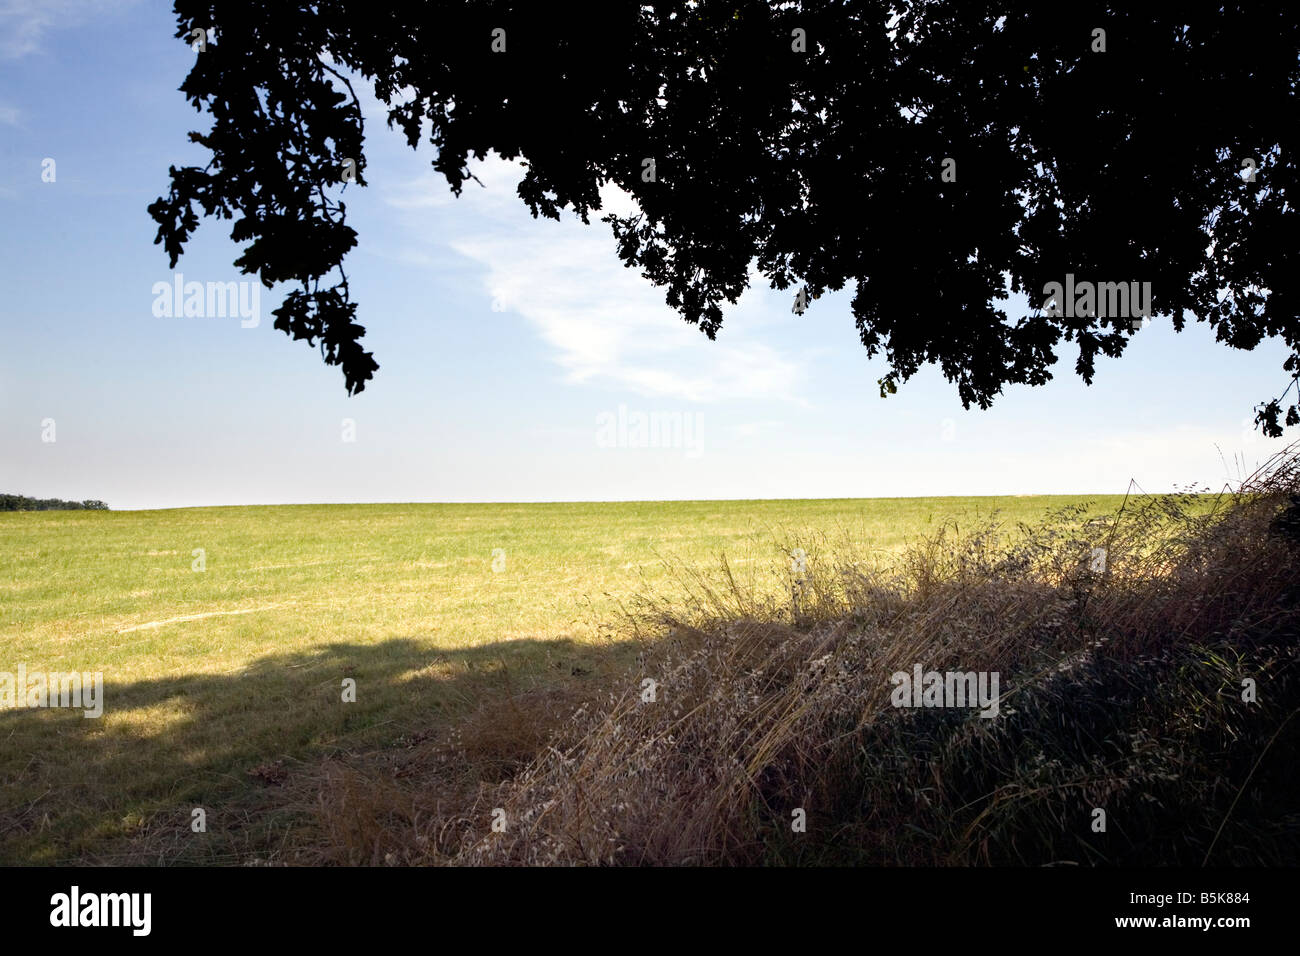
0 633 637 864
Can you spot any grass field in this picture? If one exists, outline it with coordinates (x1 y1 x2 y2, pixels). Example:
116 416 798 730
0 495 1128 863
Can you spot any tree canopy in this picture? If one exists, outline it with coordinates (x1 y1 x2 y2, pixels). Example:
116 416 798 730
151 2 1300 432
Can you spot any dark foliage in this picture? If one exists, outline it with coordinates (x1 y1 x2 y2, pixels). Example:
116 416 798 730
153 2 1298 431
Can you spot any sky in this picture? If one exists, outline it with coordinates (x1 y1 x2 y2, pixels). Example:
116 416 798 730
0 1 1292 510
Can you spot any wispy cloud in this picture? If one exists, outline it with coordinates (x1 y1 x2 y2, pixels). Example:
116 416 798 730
381 170 459 211
396 154 807 403
0 102 18 125
0 0 137 59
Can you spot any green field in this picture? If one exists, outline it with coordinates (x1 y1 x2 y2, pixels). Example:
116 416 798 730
0 496 1125 863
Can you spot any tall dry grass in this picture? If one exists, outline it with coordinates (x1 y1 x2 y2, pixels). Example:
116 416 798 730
317 450 1300 865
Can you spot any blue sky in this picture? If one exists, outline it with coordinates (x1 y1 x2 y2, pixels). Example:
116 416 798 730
0 1 1291 510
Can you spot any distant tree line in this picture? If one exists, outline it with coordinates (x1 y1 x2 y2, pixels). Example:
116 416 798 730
1 494 109 511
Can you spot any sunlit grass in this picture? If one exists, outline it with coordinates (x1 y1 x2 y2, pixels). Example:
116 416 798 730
0 495 1125 863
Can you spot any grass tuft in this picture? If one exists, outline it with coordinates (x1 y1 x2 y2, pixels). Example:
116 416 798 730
325 449 1300 866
